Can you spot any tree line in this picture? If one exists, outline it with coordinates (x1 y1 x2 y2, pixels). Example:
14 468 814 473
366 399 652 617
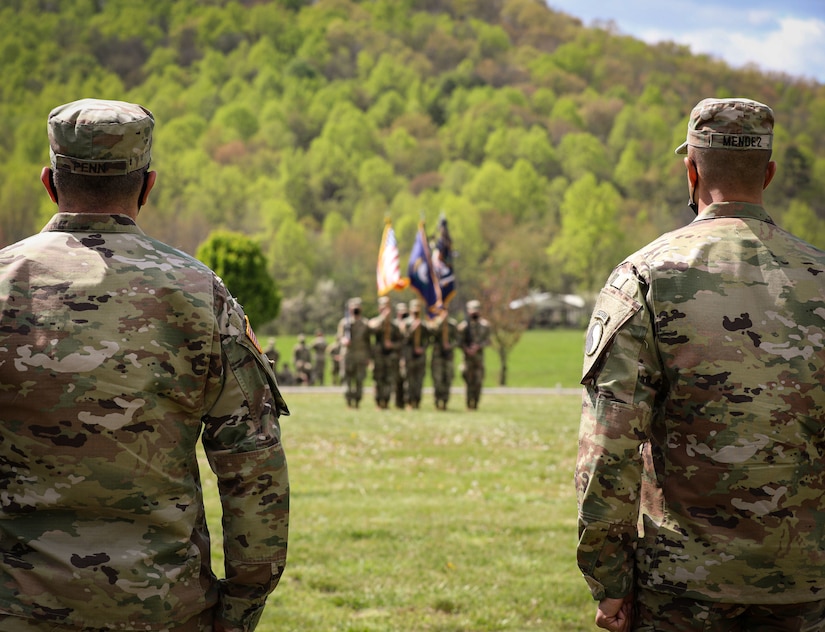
1 0 824 337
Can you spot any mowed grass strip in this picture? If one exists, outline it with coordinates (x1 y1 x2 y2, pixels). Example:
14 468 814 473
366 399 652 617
199 390 594 631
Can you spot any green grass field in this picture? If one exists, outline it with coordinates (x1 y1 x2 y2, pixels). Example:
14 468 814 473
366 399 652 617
268 328 586 390
199 386 595 631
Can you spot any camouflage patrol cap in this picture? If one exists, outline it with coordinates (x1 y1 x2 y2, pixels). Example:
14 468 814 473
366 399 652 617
675 98 773 155
395 302 407 312
467 300 481 313
348 297 362 308
48 98 154 175
409 299 421 310
378 296 390 307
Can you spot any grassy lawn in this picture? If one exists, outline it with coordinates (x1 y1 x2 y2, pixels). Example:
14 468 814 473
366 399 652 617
200 389 594 631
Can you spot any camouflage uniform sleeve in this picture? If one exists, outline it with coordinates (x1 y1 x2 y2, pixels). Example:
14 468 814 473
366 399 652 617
201 279 290 632
575 261 662 601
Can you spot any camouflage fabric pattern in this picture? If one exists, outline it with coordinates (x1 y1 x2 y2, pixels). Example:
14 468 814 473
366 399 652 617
326 339 342 386
292 340 312 384
576 201 825 604
404 314 429 408
458 316 490 409
675 97 773 154
368 311 404 409
0 213 289 630
336 315 372 406
394 309 409 408
311 334 327 385
634 587 825 631
430 314 458 409
48 99 154 176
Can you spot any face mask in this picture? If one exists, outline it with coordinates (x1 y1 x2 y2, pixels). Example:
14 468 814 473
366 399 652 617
471 313 479 320
353 309 361 316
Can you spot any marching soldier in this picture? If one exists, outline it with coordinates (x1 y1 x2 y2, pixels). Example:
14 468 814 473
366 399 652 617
458 299 491 410
292 333 312 385
311 329 328 385
394 301 409 409
369 296 404 409
430 308 459 410
405 299 430 409
336 297 372 408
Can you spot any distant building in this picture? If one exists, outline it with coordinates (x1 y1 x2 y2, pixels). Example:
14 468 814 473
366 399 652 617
509 292 587 329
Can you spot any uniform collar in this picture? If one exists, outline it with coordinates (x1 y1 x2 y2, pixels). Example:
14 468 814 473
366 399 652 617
41 213 145 234
693 201 774 225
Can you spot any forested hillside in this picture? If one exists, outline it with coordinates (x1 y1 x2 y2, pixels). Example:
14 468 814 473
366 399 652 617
2 0 824 332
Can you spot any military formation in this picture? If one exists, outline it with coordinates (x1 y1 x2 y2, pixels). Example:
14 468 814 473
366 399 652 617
272 297 491 411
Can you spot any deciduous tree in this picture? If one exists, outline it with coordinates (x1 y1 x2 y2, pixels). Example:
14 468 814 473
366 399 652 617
196 230 282 328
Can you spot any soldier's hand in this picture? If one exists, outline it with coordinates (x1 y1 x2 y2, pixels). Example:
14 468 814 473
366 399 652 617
595 596 633 632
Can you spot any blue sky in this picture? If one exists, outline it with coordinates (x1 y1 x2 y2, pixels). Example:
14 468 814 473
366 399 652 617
545 0 825 84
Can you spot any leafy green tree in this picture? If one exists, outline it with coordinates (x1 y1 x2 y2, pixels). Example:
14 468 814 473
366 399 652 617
781 200 825 250
358 156 405 203
196 230 282 327
557 132 611 182
613 139 647 194
548 174 625 292
1 0 824 313
267 215 315 297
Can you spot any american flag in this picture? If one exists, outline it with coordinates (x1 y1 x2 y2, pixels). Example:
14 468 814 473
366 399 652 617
377 220 409 296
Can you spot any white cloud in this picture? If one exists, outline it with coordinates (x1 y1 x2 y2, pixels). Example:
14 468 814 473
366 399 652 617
544 0 825 83
677 16 825 81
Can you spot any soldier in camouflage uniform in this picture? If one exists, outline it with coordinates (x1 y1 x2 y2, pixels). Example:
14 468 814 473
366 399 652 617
263 336 280 369
404 299 429 409
336 297 372 408
0 99 289 632
430 308 458 410
576 98 825 632
369 296 404 409
327 338 342 386
394 302 409 409
458 300 490 410
311 329 327 385
291 333 312 385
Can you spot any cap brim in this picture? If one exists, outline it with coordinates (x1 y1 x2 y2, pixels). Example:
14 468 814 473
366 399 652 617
675 141 688 155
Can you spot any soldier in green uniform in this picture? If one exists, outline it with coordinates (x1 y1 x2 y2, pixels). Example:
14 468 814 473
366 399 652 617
577 98 825 632
430 308 459 410
292 333 312 385
458 300 491 410
405 299 430 409
369 296 404 409
0 99 289 632
327 338 342 386
311 329 328 385
263 336 280 369
394 301 409 409
336 297 372 408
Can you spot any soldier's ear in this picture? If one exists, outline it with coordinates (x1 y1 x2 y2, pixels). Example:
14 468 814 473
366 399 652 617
41 167 58 204
763 161 777 190
683 157 698 188
138 171 157 210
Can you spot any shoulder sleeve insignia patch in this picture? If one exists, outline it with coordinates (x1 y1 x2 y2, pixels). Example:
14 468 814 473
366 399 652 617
585 310 609 356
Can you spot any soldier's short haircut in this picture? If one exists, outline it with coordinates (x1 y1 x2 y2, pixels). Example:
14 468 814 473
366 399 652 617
692 147 772 192
53 167 148 208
